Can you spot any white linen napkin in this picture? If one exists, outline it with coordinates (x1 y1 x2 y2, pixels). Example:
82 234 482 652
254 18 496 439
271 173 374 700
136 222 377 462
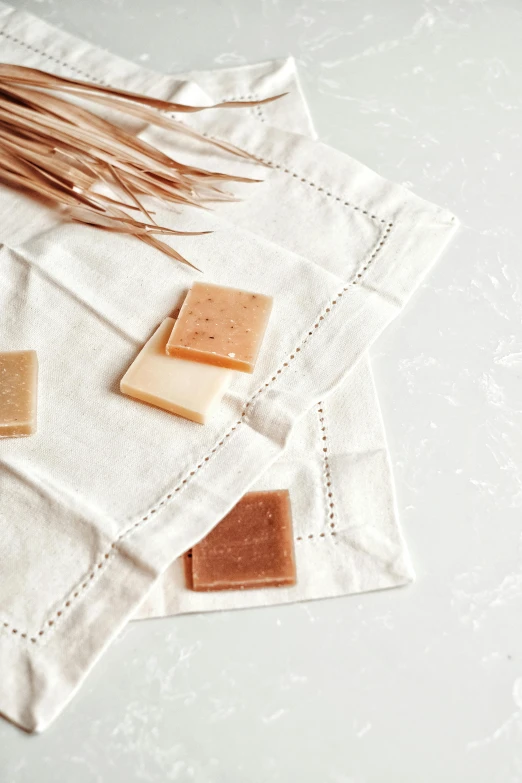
137 58 415 619
0 3 458 732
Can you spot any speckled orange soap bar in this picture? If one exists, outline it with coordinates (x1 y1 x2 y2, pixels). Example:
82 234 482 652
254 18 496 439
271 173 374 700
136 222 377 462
166 281 273 373
190 490 296 592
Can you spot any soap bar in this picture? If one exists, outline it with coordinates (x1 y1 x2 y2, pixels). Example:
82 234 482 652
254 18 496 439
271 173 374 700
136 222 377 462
166 281 273 373
190 489 296 591
120 318 233 424
0 350 38 438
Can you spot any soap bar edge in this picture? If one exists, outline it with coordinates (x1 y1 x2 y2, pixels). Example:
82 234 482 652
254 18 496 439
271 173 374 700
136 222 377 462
165 344 254 373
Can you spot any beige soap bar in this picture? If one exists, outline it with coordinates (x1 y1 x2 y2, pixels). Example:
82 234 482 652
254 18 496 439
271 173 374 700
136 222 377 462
120 318 233 424
0 350 38 438
166 281 273 373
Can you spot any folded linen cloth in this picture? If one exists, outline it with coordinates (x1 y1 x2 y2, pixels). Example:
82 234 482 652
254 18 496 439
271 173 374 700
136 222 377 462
137 57 415 619
0 3 458 732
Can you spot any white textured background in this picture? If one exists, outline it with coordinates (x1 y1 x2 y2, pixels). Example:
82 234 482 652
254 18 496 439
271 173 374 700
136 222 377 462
1 1 522 781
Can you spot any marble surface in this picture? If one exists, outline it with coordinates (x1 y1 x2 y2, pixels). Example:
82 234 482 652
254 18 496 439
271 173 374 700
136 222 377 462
1 1 522 780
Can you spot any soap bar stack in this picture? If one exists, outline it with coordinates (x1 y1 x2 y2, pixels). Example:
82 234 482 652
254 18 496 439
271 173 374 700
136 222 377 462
121 283 294 595
121 283 295 594
121 282 273 424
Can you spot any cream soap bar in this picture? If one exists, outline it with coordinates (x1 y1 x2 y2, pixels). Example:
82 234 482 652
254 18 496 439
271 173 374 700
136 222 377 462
120 318 233 424
0 350 38 438
166 281 273 373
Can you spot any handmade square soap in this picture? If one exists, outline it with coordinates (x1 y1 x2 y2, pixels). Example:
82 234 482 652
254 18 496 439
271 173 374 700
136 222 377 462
120 318 233 424
166 281 273 373
190 489 296 591
0 350 38 438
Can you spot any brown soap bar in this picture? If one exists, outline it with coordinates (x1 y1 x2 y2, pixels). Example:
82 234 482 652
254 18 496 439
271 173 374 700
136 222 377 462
166 281 273 373
190 490 296 591
0 350 38 438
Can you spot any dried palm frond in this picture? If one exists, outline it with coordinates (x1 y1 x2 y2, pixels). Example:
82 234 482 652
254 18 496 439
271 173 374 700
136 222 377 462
0 64 285 269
